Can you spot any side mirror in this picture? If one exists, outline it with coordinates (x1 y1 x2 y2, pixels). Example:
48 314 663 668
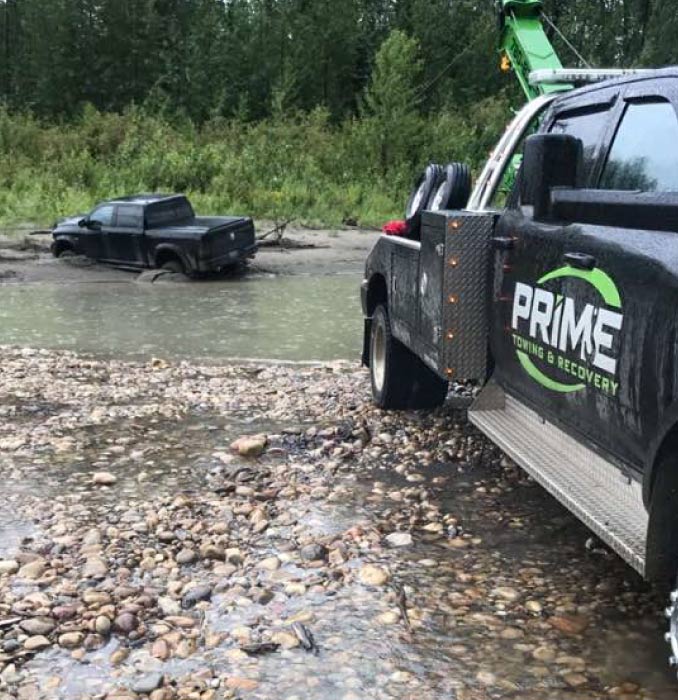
78 218 88 228
520 134 583 221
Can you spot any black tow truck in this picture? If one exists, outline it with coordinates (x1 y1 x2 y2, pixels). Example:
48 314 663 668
361 0 678 671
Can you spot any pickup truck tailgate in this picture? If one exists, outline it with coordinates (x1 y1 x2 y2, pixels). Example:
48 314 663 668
199 216 256 261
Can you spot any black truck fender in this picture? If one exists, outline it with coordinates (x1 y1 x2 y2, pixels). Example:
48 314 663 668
152 243 194 274
51 235 79 257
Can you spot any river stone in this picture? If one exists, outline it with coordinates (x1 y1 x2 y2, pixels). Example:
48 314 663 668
20 617 56 636
92 471 117 485
58 632 84 648
83 591 111 605
52 605 78 621
548 615 589 636
0 560 19 575
525 600 543 614
377 610 400 625
175 548 197 565
132 673 164 694
257 556 280 571
226 548 243 565
225 678 259 691
271 631 300 649
358 564 390 586
152 639 170 661
385 532 413 547
564 673 588 687
182 584 212 608
18 559 46 579
3 639 20 653
113 612 138 634
251 588 274 605
164 615 196 628
83 557 108 577
300 544 328 562
493 586 521 602
230 435 267 457
95 616 111 636
532 645 556 662
23 635 51 651
199 543 225 561
158 596 181 616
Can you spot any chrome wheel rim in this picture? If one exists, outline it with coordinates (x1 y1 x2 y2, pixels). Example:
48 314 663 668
666 588 678 670
372 321 386 393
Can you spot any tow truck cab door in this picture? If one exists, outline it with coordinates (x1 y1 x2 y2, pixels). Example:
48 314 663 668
494 78 678 476
491 85 645 466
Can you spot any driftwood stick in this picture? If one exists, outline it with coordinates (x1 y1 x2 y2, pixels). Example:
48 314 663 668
257 218 295 242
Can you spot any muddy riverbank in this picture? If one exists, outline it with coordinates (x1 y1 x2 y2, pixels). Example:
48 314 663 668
0 348 674 699
0 226 377 285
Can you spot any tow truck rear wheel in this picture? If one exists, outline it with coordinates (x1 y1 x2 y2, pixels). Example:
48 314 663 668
370 305 448 410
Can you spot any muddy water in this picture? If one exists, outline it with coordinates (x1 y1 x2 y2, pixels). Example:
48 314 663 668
0 274 361 362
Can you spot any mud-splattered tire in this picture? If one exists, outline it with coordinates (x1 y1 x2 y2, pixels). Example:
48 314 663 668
161 259 184 274
370 304 448 410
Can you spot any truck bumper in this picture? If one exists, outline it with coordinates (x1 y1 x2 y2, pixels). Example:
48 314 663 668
197 243 258 272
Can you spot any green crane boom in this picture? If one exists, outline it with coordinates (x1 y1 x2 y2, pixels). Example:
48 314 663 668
499 0 570 100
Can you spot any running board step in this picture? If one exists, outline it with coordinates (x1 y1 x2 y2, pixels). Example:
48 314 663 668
468 384 648 576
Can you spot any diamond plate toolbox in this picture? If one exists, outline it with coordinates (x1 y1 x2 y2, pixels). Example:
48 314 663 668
441 211 494 380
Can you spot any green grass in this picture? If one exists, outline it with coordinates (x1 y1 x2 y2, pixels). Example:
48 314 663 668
0 100 510 229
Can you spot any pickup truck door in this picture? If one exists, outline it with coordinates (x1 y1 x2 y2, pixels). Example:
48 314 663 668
83 204 114 260
490 88 652 467
104 205 146 266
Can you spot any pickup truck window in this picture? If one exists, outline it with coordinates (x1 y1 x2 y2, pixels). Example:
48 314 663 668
599 101 678 192
146 199 194 228
116 205 143 229
90 205 115 226
549 106 610 176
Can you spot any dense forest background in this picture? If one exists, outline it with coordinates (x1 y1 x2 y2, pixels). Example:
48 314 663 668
0 0 675 226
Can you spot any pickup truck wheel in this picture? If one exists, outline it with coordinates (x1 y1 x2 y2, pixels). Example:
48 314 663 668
161 259 185 274
370 305 413 409
370 305 448 410
666 583 678 671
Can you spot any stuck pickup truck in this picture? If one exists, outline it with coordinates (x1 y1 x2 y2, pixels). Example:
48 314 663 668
51 194 257 275
361 69 678 666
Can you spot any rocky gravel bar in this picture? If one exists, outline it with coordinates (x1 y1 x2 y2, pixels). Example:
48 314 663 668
0 347 674 699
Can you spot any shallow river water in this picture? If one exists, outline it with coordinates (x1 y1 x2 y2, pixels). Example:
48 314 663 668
0 274 362 362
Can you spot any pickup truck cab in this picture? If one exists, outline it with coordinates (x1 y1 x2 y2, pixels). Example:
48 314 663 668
52 194 257 275
361 68 678 664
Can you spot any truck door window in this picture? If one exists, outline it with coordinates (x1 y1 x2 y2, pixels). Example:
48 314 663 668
549 107 610 177
116 205 143 229
599 101 678 192
90 205 115 227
